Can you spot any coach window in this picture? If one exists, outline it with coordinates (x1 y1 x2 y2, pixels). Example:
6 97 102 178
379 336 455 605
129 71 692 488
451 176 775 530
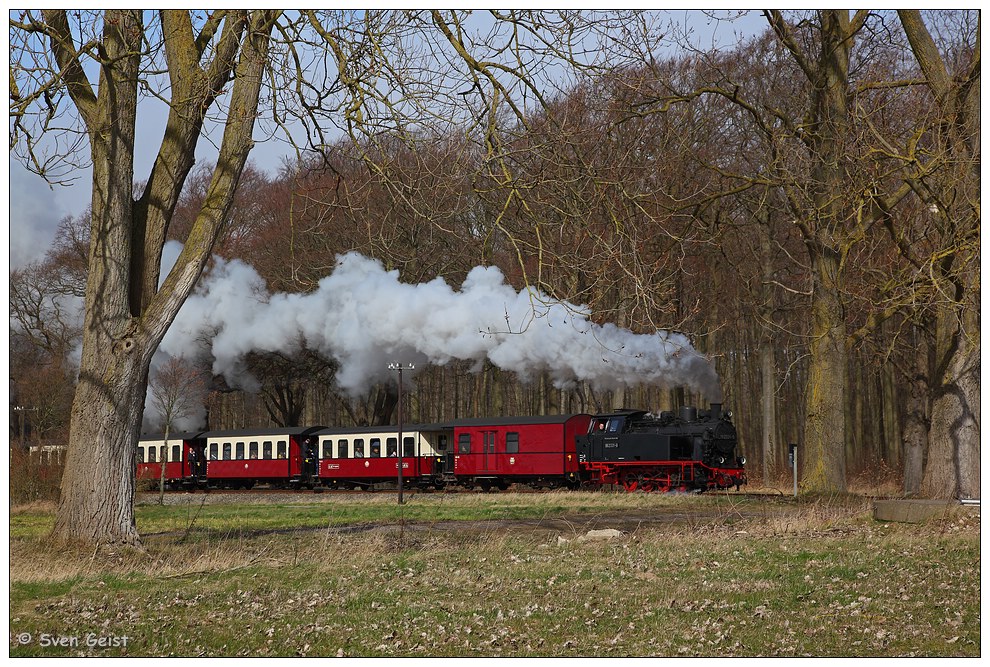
277 441 287 459
262 441 272 459
386 438 397 457
223 443 232 460
436 435 448 452
506 432 519 454
236 442 245 460
354 439 365 458
160 445 167 462
403 437 415 458
137 446 145 463
370 438 381 458
250 442 259 459
148 446 157 463
209 443 218 460
458 433 471 454
338 440 348 459
172 444 181 462
319 440 330 459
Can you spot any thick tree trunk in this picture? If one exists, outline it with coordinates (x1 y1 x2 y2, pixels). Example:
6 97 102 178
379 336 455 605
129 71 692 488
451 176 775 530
54 346 151 546
921 304 980 499
768 11 858 494
51 9 144 546
801 245 847 493
901 324 930 495
896 10 980 500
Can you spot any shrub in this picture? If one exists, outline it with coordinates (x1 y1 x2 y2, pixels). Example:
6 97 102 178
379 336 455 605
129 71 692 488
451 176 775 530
9 446 63 505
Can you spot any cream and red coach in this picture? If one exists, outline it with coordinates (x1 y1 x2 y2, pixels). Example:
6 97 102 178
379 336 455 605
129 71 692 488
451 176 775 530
201 426 325 488
313 423 450 489
136 431 208 488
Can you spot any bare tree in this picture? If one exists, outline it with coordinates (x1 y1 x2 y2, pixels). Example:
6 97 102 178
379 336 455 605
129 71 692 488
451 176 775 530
147 356 208 504
11 10 279 545
894 11 980 499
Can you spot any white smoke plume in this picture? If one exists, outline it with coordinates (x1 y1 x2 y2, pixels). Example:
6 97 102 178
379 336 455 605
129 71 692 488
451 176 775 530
156 244 722 405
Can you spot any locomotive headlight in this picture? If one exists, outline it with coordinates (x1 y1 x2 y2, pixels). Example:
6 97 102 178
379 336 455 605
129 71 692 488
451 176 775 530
739 456 747 465
725 410 733 419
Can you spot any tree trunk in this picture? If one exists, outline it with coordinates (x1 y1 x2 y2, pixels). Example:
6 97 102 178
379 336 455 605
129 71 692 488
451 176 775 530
902 336 929 495
801 245 847 493
766 10 860 494
760 344 776 485
55 349 151 546
880 357 901 472
758 216 777 485
922 303 980 499
51 9 145 546
896 11 980 500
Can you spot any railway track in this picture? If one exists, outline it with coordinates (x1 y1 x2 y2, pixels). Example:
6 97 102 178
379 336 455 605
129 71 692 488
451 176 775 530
139 484 777 502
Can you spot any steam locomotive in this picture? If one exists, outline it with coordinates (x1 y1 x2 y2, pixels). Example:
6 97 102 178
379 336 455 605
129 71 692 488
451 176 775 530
136 403 746 493
576 403 746 492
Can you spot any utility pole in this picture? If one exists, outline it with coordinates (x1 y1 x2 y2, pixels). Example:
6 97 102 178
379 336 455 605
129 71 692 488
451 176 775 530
388 362 415 505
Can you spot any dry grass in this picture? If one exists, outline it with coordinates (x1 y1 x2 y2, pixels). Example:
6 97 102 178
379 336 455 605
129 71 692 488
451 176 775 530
9 492 979 657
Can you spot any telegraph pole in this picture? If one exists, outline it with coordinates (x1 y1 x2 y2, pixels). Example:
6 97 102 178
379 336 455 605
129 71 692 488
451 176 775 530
388 362 415 505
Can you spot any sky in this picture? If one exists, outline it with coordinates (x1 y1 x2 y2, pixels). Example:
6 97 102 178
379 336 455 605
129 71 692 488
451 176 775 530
6 10 769 271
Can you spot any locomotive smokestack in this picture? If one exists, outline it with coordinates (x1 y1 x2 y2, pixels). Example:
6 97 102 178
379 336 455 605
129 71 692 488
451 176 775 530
710 403 722 420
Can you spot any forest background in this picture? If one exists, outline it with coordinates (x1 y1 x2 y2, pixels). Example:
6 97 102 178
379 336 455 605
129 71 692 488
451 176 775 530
8 10 980 528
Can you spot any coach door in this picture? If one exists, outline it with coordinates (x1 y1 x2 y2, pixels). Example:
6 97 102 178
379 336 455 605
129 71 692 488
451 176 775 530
301 437 319 482
481 431 498 473
190 443 207 479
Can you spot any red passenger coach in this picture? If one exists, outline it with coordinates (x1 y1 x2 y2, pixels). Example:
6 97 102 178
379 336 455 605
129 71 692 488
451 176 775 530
137 432 208 488
448 414 593 491
203 426 325 489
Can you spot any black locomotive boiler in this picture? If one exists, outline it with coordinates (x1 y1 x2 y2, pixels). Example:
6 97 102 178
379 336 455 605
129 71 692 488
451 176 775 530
576 403 746 492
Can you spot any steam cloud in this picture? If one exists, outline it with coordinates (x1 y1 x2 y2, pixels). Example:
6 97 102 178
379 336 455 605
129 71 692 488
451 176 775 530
155 243 721 416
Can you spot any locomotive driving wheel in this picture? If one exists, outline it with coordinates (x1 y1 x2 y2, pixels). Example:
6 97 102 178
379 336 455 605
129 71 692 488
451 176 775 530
652 477 672 493
620 472 641 492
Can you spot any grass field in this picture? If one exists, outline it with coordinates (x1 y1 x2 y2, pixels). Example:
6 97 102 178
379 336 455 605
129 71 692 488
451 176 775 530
8 492 981 657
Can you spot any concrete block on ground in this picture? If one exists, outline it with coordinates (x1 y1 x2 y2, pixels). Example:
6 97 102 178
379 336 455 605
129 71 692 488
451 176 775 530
873 499 978 524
